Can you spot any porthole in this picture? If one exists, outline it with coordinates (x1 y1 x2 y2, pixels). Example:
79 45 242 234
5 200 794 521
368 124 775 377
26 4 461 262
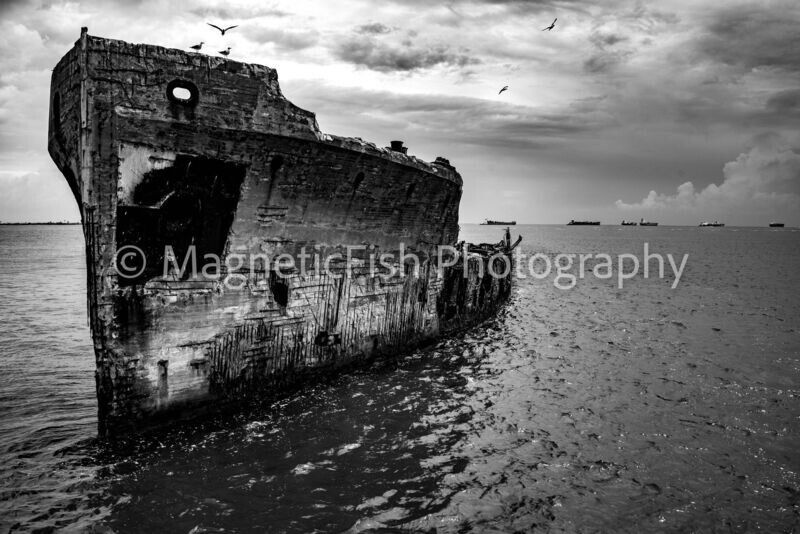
166 80 199 106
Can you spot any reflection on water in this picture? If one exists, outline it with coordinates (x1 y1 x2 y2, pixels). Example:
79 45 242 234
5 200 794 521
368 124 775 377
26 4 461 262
0 225 798 532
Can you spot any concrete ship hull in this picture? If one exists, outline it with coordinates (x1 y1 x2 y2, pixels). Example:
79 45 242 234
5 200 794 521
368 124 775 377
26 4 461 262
48 30 515 436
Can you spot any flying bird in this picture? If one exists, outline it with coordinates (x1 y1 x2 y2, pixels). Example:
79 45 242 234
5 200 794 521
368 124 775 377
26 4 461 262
189 41 204 51
498 85 508 95
207 22 238 35
543 18 557 31
219 47 231 57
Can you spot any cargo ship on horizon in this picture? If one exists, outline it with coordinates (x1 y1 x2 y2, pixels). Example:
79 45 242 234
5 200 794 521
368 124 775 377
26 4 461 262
621 218 658 226
48 29 518 436
481 219 517 225
567 220 600 225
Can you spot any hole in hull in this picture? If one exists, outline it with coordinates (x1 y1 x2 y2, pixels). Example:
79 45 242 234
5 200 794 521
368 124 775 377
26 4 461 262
116 155 247 286
166 80 199 105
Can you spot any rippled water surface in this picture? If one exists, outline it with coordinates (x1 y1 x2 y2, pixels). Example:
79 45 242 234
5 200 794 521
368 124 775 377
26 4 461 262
0 224 798 532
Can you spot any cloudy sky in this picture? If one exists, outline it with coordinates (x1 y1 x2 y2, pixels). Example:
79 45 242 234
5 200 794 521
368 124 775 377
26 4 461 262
1 0 799 225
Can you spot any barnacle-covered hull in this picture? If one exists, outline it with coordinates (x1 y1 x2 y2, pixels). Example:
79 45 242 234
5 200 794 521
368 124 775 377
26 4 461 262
48 29 515 436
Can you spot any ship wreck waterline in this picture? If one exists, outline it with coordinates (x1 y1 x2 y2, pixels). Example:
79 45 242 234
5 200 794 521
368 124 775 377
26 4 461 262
48 29 519 436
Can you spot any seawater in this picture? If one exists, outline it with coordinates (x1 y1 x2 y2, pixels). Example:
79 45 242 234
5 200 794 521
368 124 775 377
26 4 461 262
0 224 798 532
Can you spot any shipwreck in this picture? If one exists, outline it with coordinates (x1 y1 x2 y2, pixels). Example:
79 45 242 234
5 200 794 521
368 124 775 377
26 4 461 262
48 29 519 436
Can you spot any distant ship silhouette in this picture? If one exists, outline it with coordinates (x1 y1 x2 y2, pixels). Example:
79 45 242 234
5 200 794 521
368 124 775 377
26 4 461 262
481 219 516 225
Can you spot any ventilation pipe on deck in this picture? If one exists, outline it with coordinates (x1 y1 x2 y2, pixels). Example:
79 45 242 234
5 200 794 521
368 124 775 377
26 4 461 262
388 140 408 154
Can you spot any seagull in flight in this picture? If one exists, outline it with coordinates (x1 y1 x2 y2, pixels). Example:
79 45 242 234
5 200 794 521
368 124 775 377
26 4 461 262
219 47 231 57
498 85 508 95
543 18 557 31
207 23 238 35
189 41 204 51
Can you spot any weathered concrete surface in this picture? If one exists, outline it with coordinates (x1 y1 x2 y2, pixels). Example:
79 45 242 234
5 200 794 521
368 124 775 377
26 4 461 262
48 29 515 436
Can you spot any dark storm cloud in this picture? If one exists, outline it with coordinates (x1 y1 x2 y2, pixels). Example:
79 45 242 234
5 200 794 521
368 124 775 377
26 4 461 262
291 84 606 149
187 6 289 20
700 4 800 72
580 3 675 75
333 35 479 72
766 89 800 114
380 0 576 7
383 0 590 29
624 3 679 29
583 30 631 72
0 0 30 14
589 31 628 48
583 54 612 73
356 22 392 35
585 30 631 73
242 27 318 51
583 50 630 73
457 0 588 16
611 82 800 131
